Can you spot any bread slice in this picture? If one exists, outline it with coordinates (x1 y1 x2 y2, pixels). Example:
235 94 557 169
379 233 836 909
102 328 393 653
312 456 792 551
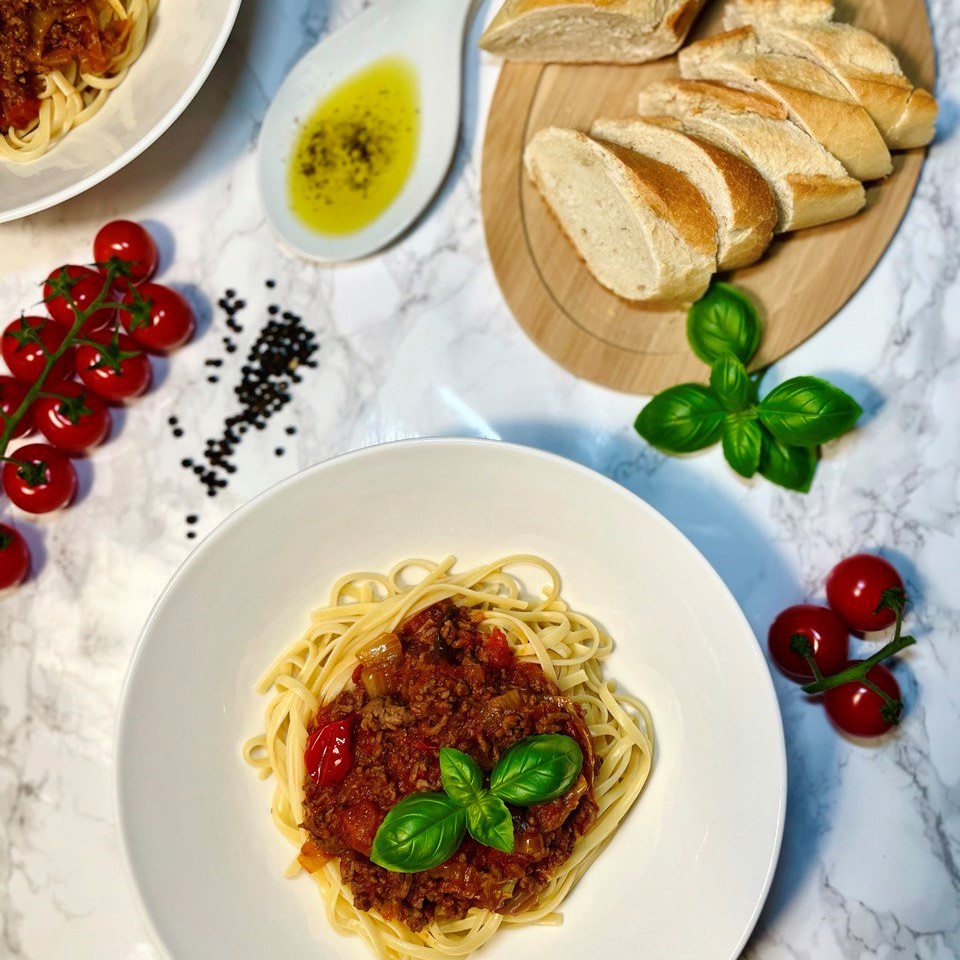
679 27 892 180
591 115 776 269
636 80 865 232
479 0 707 63
523 127 718 301
725 1 937 148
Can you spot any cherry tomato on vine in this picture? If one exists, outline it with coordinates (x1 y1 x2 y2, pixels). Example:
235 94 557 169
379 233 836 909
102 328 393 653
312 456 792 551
2 316 74 383
826 554 905 633
0 375 34 438
93 220 158 284
768 604 850 682
35 381 110 454
43 265 116 334
121 283 195 352
824 662 902 737
2 442 77 513
0 523 30 588
75 331 151 403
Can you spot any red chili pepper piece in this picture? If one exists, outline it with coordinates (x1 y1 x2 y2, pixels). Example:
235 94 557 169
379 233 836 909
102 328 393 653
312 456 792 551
305 715 357 786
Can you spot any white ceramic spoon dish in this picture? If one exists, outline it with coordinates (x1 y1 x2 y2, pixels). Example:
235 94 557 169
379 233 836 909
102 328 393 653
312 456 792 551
258 0 477 262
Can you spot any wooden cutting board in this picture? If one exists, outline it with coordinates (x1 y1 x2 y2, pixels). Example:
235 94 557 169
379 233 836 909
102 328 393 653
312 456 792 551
480 0 935 394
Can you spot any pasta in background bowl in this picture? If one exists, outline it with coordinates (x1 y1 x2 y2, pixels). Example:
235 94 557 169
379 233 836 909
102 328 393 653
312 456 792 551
116 438 786 960
0 0 241 222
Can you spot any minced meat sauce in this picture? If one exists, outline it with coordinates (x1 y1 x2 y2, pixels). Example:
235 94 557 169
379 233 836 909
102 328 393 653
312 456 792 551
0 1 129 131
300 600 598 931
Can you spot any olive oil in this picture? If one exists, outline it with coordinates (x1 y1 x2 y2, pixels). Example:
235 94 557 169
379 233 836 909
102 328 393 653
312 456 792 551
288 57 420 236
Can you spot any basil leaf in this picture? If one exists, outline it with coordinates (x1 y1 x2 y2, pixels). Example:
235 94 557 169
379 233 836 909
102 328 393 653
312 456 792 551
439 747 484 807
635 384 725 454
489 734 582 806
758 428 818 493
722 417 762 478
466 794 514 853
710 355 752 412
758 376 862 446
369 792 466 873
687 283 761 365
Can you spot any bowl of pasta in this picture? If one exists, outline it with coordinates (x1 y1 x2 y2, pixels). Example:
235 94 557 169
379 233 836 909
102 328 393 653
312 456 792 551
116 438 786 960
0 0 241 223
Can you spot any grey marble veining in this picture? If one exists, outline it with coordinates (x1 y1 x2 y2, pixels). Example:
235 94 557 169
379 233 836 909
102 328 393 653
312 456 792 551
1 0 959 957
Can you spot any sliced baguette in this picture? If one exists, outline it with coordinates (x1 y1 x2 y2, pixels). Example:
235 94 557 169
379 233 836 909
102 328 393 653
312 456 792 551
523 127 718 301
725 1 937 148
679 28 892 180
479 0 706 63
590 115 776 268
636 79 865 232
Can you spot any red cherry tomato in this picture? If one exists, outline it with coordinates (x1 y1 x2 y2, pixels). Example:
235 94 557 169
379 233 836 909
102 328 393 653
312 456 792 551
2 317 74 383
43 265 116 334
0 523 30 588
826 554 905 633
93 220 158 284
35 381 110 454
2 442 77 513
305 715 357 786
0 375 34 437
768 604 850 682
121 283 195 352
75 331 151 403
824 661 902 737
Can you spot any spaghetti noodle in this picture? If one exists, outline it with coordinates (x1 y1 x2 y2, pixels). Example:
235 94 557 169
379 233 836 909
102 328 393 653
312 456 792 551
0 0 157 163
244 555 653 960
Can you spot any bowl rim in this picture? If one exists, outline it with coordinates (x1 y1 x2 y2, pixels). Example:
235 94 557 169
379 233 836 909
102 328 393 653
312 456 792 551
114 436 787 960
0 0 244 224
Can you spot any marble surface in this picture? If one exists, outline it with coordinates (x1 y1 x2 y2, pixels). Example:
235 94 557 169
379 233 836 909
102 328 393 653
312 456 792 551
1 0 958 957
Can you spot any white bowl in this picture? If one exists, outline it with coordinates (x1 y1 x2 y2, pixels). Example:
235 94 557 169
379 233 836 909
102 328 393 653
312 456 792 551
0 0 242 223
116 439 786 960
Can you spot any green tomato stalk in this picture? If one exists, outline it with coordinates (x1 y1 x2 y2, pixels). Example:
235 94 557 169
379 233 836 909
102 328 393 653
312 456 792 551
791 588 914 725
0 259 150 467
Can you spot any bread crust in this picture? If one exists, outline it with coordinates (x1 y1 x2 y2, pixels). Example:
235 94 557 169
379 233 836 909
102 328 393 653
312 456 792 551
597 139 719 256
725 4 937 148
680 30 893 179
479 0 707 63
637 82 865 232
523 128 718 301
591 115 777 268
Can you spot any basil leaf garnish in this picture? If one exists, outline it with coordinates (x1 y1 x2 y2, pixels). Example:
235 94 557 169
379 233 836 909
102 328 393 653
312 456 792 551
722 417 762 478
634 384 725 454
758 376 862 446
710 354 753 412
687 282 761 365
439 747 484 807
466 794 514 853
758 427 818 493
369 793 466 873
490 734 582 806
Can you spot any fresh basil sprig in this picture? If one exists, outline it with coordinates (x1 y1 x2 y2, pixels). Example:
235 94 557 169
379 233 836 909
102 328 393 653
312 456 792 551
758 376 862 446
369 735 583 873
489 734 583 805
722 417 762 479
634 385 724 454
710 354 753 413
634 282 863 493
686 282 761 365
369 793 466 873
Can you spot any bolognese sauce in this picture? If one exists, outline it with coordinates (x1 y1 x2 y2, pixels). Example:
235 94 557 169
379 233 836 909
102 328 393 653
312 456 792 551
300 600 598 931
0 1 130 132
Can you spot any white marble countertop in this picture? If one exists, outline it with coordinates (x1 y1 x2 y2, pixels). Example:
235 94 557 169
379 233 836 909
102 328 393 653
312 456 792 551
1 1 958 957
